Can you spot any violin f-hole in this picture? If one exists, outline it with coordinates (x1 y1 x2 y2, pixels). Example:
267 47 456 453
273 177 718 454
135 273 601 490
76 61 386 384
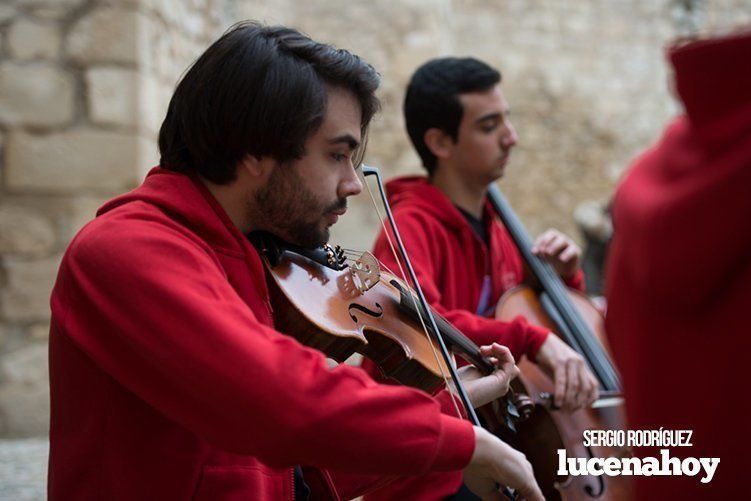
348 302 384 323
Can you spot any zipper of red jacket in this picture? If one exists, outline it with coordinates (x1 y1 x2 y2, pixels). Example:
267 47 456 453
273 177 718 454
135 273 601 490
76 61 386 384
290 467 295 501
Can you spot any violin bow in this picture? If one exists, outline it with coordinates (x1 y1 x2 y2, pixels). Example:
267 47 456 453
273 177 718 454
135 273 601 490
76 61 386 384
360 165 516 500
361 165 480 422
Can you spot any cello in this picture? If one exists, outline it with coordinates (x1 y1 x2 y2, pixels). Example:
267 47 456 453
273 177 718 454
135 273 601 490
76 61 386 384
485 184 632 500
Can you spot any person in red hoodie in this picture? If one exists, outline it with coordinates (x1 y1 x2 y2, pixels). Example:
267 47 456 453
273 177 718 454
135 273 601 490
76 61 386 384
606 29 751 499
363 57 600 499
47 22 545 501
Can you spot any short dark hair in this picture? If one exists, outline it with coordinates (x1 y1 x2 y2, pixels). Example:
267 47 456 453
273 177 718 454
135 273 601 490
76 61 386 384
159 21 381 184
404 57 501 175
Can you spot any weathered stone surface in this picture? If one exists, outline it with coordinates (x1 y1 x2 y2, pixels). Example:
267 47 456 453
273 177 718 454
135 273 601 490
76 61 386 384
86 67 138 127
27 323 50 341
0 4 16 24
6 129 140 192
0 343 48 385
16 0 84 8
0 325 26 359
24 0 86 20
0 378 50 437
85 68 165 133
140 74 169 135
65 195 107 237
7 18 61 60
0 326 10 354
0 205 56 256
0 256 60 322
0 438 48 497
0 63 75 127
66 6 140 65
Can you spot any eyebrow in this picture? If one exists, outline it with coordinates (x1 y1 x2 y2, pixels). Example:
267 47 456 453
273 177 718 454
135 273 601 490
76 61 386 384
328 134 361 150
475 112 503 124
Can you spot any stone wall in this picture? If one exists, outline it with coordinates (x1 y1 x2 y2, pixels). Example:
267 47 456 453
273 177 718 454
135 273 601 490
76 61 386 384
0 0 749 436
256 0 750 250
0 0 223 437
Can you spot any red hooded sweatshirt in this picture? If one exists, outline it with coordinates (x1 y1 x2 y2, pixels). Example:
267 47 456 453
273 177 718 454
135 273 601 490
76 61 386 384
606 31 751 499
47 168 474 500
363 177 584 499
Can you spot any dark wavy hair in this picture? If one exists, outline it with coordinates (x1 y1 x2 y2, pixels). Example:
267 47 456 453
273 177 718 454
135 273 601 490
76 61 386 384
159 21 381 184
404 57 501 175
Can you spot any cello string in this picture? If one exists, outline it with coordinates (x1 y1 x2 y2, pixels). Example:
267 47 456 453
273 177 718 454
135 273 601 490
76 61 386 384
491 183 618 390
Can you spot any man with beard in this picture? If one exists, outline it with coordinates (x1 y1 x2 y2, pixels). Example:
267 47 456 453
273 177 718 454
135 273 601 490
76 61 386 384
47 23 544 501
363 57 599 500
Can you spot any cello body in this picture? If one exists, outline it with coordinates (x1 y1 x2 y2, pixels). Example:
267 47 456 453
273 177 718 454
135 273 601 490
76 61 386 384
485 184 633 500
494 286 631 500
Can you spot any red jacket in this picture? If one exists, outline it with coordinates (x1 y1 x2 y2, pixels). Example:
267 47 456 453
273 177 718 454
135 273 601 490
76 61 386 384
606 32 751 499
48 168 474 500
363 177 583 499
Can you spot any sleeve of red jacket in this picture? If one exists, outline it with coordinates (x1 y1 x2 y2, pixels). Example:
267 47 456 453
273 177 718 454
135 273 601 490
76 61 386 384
322 389 469 499
563 269 585 292
373 209 549 362
53 216 474 476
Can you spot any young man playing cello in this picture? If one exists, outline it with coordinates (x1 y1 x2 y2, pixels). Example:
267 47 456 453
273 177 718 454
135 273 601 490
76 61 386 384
364 57 599 499
47 23 544 500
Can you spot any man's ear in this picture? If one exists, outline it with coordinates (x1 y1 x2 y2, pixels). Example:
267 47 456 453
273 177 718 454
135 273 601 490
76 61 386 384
239 154 274 180
423 128 454 160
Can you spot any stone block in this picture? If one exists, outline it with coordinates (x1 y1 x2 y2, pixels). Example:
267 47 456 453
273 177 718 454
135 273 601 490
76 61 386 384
0 205 56 256
7 18 61 59
66 6 141 65
0 63 75 127
85 68 165 135
0 256 61 322
86 67 138 127
6 129 141 193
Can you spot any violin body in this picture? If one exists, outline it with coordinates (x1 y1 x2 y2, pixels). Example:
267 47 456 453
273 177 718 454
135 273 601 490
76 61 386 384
494 285 632 500
263 247 453 393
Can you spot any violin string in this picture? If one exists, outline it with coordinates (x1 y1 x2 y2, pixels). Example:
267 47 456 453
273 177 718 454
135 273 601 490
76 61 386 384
360 172 465 419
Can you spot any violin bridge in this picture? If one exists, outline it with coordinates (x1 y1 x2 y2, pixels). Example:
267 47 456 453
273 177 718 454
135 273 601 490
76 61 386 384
350 252 381 293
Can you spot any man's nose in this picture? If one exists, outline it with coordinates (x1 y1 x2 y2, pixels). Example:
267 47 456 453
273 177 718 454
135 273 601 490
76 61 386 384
501 122 518 148
339 165 363 199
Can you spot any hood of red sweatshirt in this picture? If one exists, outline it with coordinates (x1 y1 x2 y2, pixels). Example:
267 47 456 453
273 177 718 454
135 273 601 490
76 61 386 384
385 175 488 234
671 29 751 135
611 30 751 307
97 167 249 256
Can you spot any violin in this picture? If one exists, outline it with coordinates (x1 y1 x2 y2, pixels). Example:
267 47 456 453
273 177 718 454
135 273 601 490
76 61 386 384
249 165 529 500
251 231 517 399
484 184 632 500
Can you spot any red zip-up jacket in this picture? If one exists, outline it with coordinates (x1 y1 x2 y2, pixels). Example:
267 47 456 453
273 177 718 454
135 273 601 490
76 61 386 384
363 177 583 499
606 31 751 499
48 168 474 500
